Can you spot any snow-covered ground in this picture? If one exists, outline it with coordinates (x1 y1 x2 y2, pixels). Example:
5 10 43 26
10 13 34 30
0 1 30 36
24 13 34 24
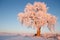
0 33 60 40
0 35 60 40
0 35 57 40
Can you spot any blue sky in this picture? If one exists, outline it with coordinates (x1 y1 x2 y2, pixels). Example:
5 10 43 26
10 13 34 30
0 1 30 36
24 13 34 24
0 0 60 34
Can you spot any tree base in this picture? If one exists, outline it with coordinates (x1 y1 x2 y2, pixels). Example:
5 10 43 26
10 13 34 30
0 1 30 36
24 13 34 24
34 34 41 37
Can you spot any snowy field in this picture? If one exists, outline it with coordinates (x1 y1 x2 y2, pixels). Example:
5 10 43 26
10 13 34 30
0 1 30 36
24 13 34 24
0 34 60 40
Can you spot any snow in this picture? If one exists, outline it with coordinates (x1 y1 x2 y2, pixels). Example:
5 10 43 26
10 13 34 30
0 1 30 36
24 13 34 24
0 34 59 40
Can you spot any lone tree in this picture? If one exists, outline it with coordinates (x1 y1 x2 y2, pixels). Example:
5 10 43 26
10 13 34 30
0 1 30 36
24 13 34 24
18 2 56 36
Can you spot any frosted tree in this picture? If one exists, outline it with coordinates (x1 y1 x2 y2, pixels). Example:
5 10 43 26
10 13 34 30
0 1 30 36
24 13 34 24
18 2 56 36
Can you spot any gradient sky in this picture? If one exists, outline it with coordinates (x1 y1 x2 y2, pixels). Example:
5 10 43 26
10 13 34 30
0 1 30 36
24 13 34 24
0 0 60 34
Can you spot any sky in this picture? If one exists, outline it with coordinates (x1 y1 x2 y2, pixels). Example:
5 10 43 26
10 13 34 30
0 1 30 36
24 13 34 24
0 0 60 34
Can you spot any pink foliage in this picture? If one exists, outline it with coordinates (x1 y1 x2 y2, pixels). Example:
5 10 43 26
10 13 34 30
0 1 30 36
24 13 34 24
18 2 56 33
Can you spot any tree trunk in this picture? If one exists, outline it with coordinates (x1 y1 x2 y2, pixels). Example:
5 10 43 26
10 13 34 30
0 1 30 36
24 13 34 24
36 27 41 36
